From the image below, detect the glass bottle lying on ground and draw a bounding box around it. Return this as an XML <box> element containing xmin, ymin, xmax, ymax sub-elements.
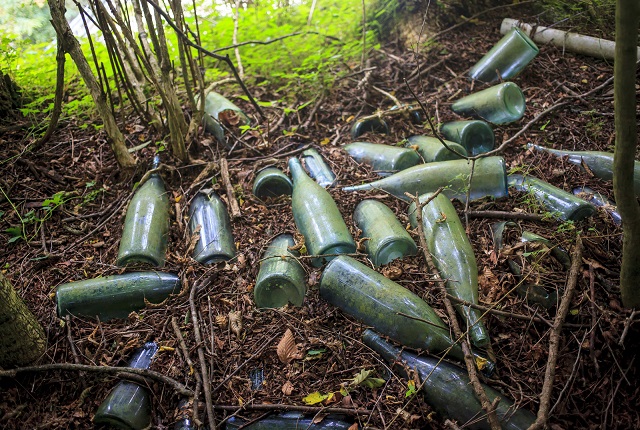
<box><xmin>319</xmin><ymin>255</ymin><xmax>494</xmax><ymax>374</ymax></box>
<box><xmin>342</xmin><ymin>141</ymin><xmax>422</xmax><ymax>176</ymax></box>
<box><xmin>199</xmin><ymin>91</ymin><xmax>251</xmax><ymax>145</ymax></box>
<box><xmin>289</xmin><ymin>157</ymin><xmax>355</xmax><ymax>267</ymax></box>
<box><xmin>56</xmin><ymin>272</ymin><xmax>181</xmax><ymax>321</ymax></box>
<box><xmin>439</xmin><ymin>120</ymin><xmax>495</xmax><ymax>156</ymax></box>
<box><xmin>573</xmin><ymin>186</ymin><xmax>621</xmax><ymax>225</ymax></box>
<box><xmin>301</xmin><ymin>147</ymin><xmax>336</xmax><ymax>187</ymax></box>
<box><xmin>529</xmin><ymin>143</ymin><xmax>640</xmax><ymax>197</ymax></box>
<box><xmin>404</xmin><ymin>135</ymin><xmax>468</xmax><ymax>162</ymax></box>
<box><xmin>452</xmin><ymin>82</ymin><xmax>526</xmax><ymax>125</ymax></box>
<box><xmin>94</xmin><ymin>342</ymin><xmax>159</xmax><ymax>430</ymax></box>
<box><xmin>225</xmin><ymin>412</ymin><xmax>353</xmax><ymax>429</ymax></box>
<box><xmin>343</xmin><ymin>156</ymin><xmax>509</xmax><ymax>203</ymax></box>
<box><xmin>353</xmin><ymin>199</ymin><xmax>417</xmax><ymax>266</ymax></box>
<box><xmin>254</xmin><ymin>234</ymin><xmax>306</xmax><ymax>308</ymax></box>
<box><xmin>252</xmin><ymin>167</ymin><xmax>293</xmax><ymax>198</ymax></box>
<box><xmin>362</xmin><ymin>330</ymin><xmax>535</xmax><ymax>430</ymax></box>
<box><xmin>408</xmin><ymin>192</ymin><xmax>490</xmax><ymax>348</ymax></box>
<box><xmin>189</xmin><ymin>190</ymin><xmax>236</xmax><ymax>264</ymax></box>
<box><xmin>117</xmin><ymin>156</ymin><xmax>169</xmax><ymax>267</ymax></box>
<box><xmin>508</xmin><ymin>174</ymin><xmax>596</xmax><ymax>221</ymax></box>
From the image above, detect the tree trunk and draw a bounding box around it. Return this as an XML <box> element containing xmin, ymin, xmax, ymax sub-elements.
<box><xmin>613</xmin><ymin>0</ymin><xmax>640</xmax><ymax>308</ymax></box>
<box><xmin>47</xmin><ymin>0</ymin><xmax>136</xmax><ymax>172</ymax></box>
<box><xmin>0</xmin><ymin>272</ymin><xmax>47</xmax><ymax>368</ymax></box>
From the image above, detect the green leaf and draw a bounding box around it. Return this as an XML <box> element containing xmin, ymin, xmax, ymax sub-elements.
<box><xmin>302</xmin><ymin>391</ymin><xmax>329</xmax><ymax>405</ymax></box>
<box><xmin>307</xmin><ymin>348</ymin><xmax>327</xmax><ymax>356</ymax></box>
<box><xmin>405</xmin><ymin>380</ymin><xmax>417</xmax><ymax>397</ymax></box>
<box><xmin>6</xmin><ymin>226</ymin><xmax>22</xmax><ymax>238</ymax></box>
<box><xmin>350</xmin><ymin>369</ymin><xmax>385</xmax><ymax>389</ymax></box>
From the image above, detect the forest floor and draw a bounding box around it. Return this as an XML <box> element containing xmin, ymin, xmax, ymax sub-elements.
<box><xmin>1</xmin><ymin>5</ymin><xmax>638</xmax><ymax>430</ymax></box>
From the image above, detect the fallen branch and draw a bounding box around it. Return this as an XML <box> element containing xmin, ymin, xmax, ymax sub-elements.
<box><xmin>220</xmin><ymin>158</ymin><xmax>241</xmax><ymax>218</ymax></box>
<box><xmin>172</xmin><ymin>317</ymin><xmax>203</xmax><ymax>426</ymax></box>
<box><xmin>212</xmin><ymin>403</ymin><xmax>371</xmax><ymax>415</ymax></box>
<box><xmin>0</xmin><ymin>363</ymin><xmax>192</xmax><ymax>397</ymax></box>
<box><xmin>466</xmin><ymin>211</ymin><xmax>550</xmax><ymax>222</ymax></box>
<box><xmin>528</xmin><ymin>236</ymin><xmax>583</xmax><ymax>430</ymax></box>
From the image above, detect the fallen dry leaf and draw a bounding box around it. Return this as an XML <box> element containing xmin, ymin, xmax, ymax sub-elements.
<box><xmin>382</xmin><ymin>265</ymin><xmax>403</xmax><ymax>280</ymax></box>
<box><xmin>281</xmin><ymin>380</ymin><xmax>294</xmax><ymax>396</ymax></box>
<box><xmin>229</xmin><ymin>311</ymin><xmax>243</xmax><ymax>337</ymax></box>
<box><xmin>348</xmin><ymin>423</ymin><xmax>359</xmax><ymax>430</ymax></box>
<box><xmin>276</xmin><ymin>329</ymin><xmax>303</xmax><ymax>364</ymax></box>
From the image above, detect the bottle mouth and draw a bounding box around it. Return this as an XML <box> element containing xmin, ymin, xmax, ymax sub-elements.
<box><xmin>375</xmin><ymin>239</ymin><xmax>417</xmax><ymax>266</ymax></box>
<box><xmin>501</xmin><ymin>83</ymin><xmax>526</xmax><ymax>119</ymax></box>
<box><xmin>254</xmin><ymin>277</ymin><xmax>304</xmax><ymax>308</ymax></box>
<box><xmin>513</xmin><ymin>27</ymin><xmax>539</xmax><ymax>53</ymax></box>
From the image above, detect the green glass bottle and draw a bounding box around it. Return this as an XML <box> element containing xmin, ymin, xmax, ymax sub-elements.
<box><xmin>94</xmin><ymin>342</ymin><xmax>158</xmax><ymax>430</ymax></box>
<box><xmin>405</xmin><ymin>135</ymin><xmax>468</xmax><ymax>162</ymax></box>
<box><xmin>342</xmin><ymin>156</ymin><xmax>508</xmax><ymax>203</ymax></box>
<box><xmin>452</xmin><ymin>82</ymin><xmax>526</xmax><ymax>125</ymax></box>
<box><xmin>350</xmin><ymin>116</ymin><xmax>389</xmax><ymax>138</ymax></box>
<box><xmin>573</xmin><ymin>186</ymin><xmax>621</xmax><ymax>225</ymax></box>
<box><xmin>301</xmin><ymin>148</ymin><xmax>336</xmax><ymax>187</ymax></box>
<box><xmin>200</xmin><ymin>91</ymin><xmax>251</xmax><ymax>144</ymax></box>
<box><xmin>343</xmin><ymin>142</ymin><xmax>422</xmax><ymax>176</ymax></box>
<box><xmin>353</xmin><ymin>199</ymin><xmax>417</xmax><ymax>266</ymax></box>
<box><xmin>469</xmin><ymin>27</ymin><xmax>539</xmax><ymax>83</ymax></box>
<box><xmin>319</xmin><ymin>255</ymin><xmax>465</xmax><ymax>360</ymax></box>
<box><xmin>252</xmin><ymin>167</ymin><xmax>293</xmax><ymax>198</ymax></box>
<box><xmin>439</xmin><ymin>120</ymin><xmax>495</xmax><ymax>156</ymax></box>
<box><xmin>254</xmin><ymin>234</ymin><xmax>306</xmax><ymax>308</ymax></box>
<box><xmin>189</xmin><ymin>190</ymin><xmax>236</xmax><ymax>264</ymax></box>
<box><xmin>508</xmin><ymin>174</ymin><xmax>596</xmax><ymax>221</ymax></box>
<box><xmin>56</xmin><ymin>272</ymin><xmax>180</xmax><ymax>321</ymax></box>
<box><xmin>117</xmin><ymin>157</ymin><xmax>170</xmax><ymax>267</ymax></box>
<box><xmin>289</xmin><ymin>158</ymin><xmax>356</xmax><ymax>267</ymax></box>
<box><xmin>226</xmin><ymin>412</ymin><xmax>353</xmax><ymax>429</ymax></box>
<box><xmin>529</xmin><ymin>143</ymin><xmax>640</xmax><ymax>196</ymax></box>
<box><xmin>408</xmin><ymin>193</ymin><xmax>489</xmax><ymax>348</ymax></box>
<box><xmin>363</xmin><ymin>330</ymin><xmax>535</xmax><ymax>430</ymax></box>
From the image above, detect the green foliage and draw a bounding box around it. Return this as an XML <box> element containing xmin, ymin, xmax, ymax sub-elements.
<box><xmin>539</xmin><ymin>0</ymin><xmax>615</xmax><ymax>36</ymax></box>
<box><xmin>0</xmin><ymin>0</ymin><xmax>58</xmax><ymax>44</ymax></box>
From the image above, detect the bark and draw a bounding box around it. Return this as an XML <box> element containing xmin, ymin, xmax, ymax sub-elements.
<box><xmin>0</xmin><ymin>272</ymin><xmax>46</xmax><ymax>368</ymax></box>
<box><xmin>613</xmin><ymin>0</ymin><xmax>640</xmax><ymax>308</ymax></box>
<box><xmin>47</xmin><ymin>0</ymin><xmax>136</xmax><ymax>171</ymax></box>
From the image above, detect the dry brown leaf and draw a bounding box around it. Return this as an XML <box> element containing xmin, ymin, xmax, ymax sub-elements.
<box><xmin>229</xmin><ymin>311</ymin><xmax>243</xmax><ymax>337</ymax></box>
<box><xmin>186</xmin><ymin>224</ymin><xmax>201</xmax><ymax>256</ymax></box>
<box><xmin>215</xmin><ymin>314</ymin><xmax>228</xmax><ymax>327</ymax></box>
<box><xmin>382</xmin><ymin>265</ymin><xmax>403</xmax><ymax>280</ymax></box>
<box><xmin>348</xmin><ymin>423</ymin><xmax>359</xmax><ymax>430</ymax></box>
<box><xmin>312</xmin><ymin>413</ymin><xmax>328</xmax><ymax>424</ymax></box>
<box><xmin>281</xmin><ymin>381</ymin><xmax>295</xmax><ymax>396</ymax></box>
<box><xmin>276</xmin><ymin>329</ymin><xmax>303</xmax><ymax>364</ymax></box>
<box><xmin>479</xmin><ymin>266</ymin><xmax>501</xmax><ymax>302</ymax></box>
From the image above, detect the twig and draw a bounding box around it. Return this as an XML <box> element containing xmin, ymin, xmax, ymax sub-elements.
<box><xmin>210</xmin><ymin>31</ymin><xmax>340</xmax><ymax>53</ymax></box>
<box><xmin>301</xmin><ymin>94</ymin><xmax>326</xmax><ymax>130</ymax></box>
<box><xmin>372</xmin><ymin>85</ymin><xmax>402</xmax><ymax>107</ymax></box>
<box><xmin>187</xmin><ymin>161</ymin><xmax>219</xmax><ymax>195</ymax></box>
<box><xmin>408</xmin><ymin>190</ymin><xmax>502</xmax><ymax>430</ymax></box>
<box><xmin>32</xmin><ymin>37</ymin><xmax>65</xmax><ymax>150</ymax></box>
<box><xmin>529</xmin><ymin>236</ymin><xmax>583</xmax><ymax>430</ymax></box>
<box><xmin>220</xmin><ymin>158</ymin><xmax>241</xmax><ymax>218</ymax></box>
<box><xmin>466</xmin><ymin>211</ymin><xmax>550</xmax><ymax>222</ymax></box>
<box><xmin>172</xmin><ymin>317</ymin><xmax>202</xmax><ymax>425</ymax></box>
<box><xmin>233</xmin><ymin>144</ymin><xmax>312</xmax><ymax>162</ymax></box>
<box><xmin>212</xmin><ymin>403</ymin><xmax>371</xmax><ymax>415</ymax></box>
<box><xmin>619</xmin><ymin>309</ymin><xmax>639</xmax><ymax>346</ymax></box>
<box><xmin>232</xmin><ymin>0</ymin><xmax>243</xmax><ymax>79</ymax></box>
<box><xmin>0</xmin><ymin>363</ymin><xmax>192</xmax><ymax>396</ymax></box>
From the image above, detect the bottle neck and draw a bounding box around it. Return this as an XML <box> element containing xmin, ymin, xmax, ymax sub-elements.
<box><xmin>288</xmin><ymin>157</ymin><xmax>307</xmax><ymax>183</ymax></box>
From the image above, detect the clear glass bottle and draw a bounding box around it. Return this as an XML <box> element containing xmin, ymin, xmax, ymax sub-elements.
<box><xmin>342</xmin><ymin>141</ymin><xmax>421</xmax><ymax>176</ymax></box>
<box><xmin>508</xmin><ymin>174</ymin><xmax>596</xmax><ymax>221</ymax></box>
<box><xmin>408</xmin><ymin>192</ymin><xmax>489</xmax><ymax>348</ymax></box>
<box><xmin>254</xmin><ymin>234</ymin><xmax>306</xmax><ymax>308</ymax></box>
<box><xmin>56</xmin><ymin>272</ymin><xmax>181</xmax><ymax>321</ymax></box>
<box><xmin>363</xmin><ymin>330</ymin><xmax>535</xmax><ymax>430</ymax></box>
<box><xmin>405</xmin><ymin>135</ymin><xmax>468</xmax><ymax>162</ymax></box>
<box><xmin>94</xmin><ymin>342</ymin><xmax>159</xmax><ymax>430</ymax></box>
<box><xmin>469</xmin><ymin>27</ymin><xmax>539</xmax><ymax>83</ymax></box>
<box><xmin>117</xmin><ymin>156</ymin><xmax>170</xmax><ymax>267</ymax></box>
<box><xmin>343</xmin><ymin>156</ymin><xmax>509</xmax><ymax>203</ymax></box>
<box><xmin>439</xmin><ymin>120</ymin><xmax>495</xmax><ymax>156</ymax></box>
<box><xmin>353</xmin><ymin>199</ymin><xmax>417</xmax><ymax>266</ymax></box>
<box><xmin>452</xmin><ymin>82</ymin><xmax>526</xmax><ymax>125</ymax></box>
<box><xmin>301</xmin><ymin>148</ymin><xmax>336</xmax><ymax>187</ymax></box>
<box><xmin>289</xmin><ymin>158</ymin><xmax>355</xmax><ymax>267</ymax></box>
<box><xmin>189</xmin><ymin>190</ymin><xmax>236</xmax><ymax>264</ymax></box>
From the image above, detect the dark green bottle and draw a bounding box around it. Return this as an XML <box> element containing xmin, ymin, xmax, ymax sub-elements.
<box><xmin>529</xmin><ymin>143</ymin><xmax>640</xmax><ymax>196</ymax></box>
<box><xmin>200</xmin><ymin>91</ymin><xmax>251</xmax><ymax>144</ymax></box>
<box><xmin>508</xmin><ymin>174</ymin><xmax>596</xmax><ymax>221</ymax></box>
<box><xmin>353</xmin><ymin>199</ymin><xmax>417</xmax><ymax>266</ymax></box>
<box><xmin>56</xmin><ymin>272</ymin><xmax>181</xmax><ymax>321</ymax></box>
<box><xmin>94</xmin><ymin>342</ymin><xmax>158</xmax><ymax>429</ymax></box>
<box><xmin>189</xmin><ymin>190</ymin><xmax>236</xmax><ymax>264</ymax></box>
<box><xmin>439</xmin><ymin>120</ymin><xmax>495</xmax><ymax>156</ymax></box>
<box><xmin>342</xmin><ymin>142</ymin><xmax>421</xmax><ymax>176</ymax></box>
<box><xmin>226</xmin><ymin>412</ymin><xmax>353</xmax><ymax>429</ymax></box>
<box><xmin>408</xmin><ymin>193</ymin><xmax>489</xmax><ymax>348</ymax></box>
<box><xmin>254</xmin><ymin>234</ymin><xmax>306</xmax><ymax>308</ymax></box>
<box><xmin>289</xmin><ymin>158</ymin><xmax>356</xmax><ymax>267</ymax></box>
<box><xmin>117</xmin><ymin>157</ymin><xmax>170</xmax><ymax>267</ymax></box>
<box><xmin>320</xmin><ymin>255</ymin><xmax>465</xmax><ymax>360</ymax></box>
<box><xmin>363</xmin><ymin>330</ymin><xmax>535</xmax><ymax>430</ymax></box>
<box><xmin>342</xmin><ymin>156</ymin><xmax>508</xmax><ymax>203</ymax></box>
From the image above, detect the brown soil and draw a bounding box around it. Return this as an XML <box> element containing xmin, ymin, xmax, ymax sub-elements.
<box><xmin>1</xmin><ymin>7</ymin><xmax>638</xmax><ymax>430</ymax></box>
